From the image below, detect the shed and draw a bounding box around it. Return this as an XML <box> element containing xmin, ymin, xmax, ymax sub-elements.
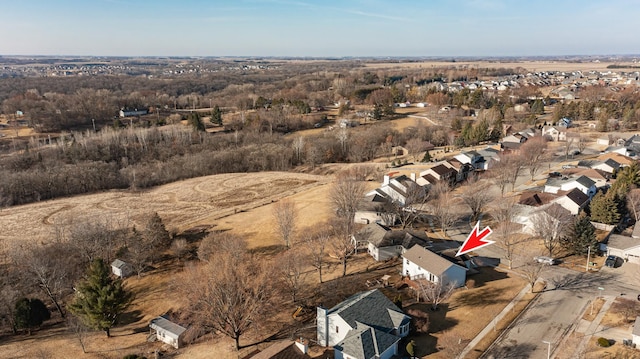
<box><xmin>110</xmin><ymin>259</ymin><xmax>132</xmax><ymax>278</ymax></box>
<box><xmin>150</xmin><ymin>316</ymin><xmax>187</xmax><ymax>349</ymax></box>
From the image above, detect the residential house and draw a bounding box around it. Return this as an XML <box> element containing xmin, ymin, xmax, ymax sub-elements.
<box><xmin>476</xmin><ymin>147</ymin><xmax>501</xmax><ymax>170</ymax></box>
<box><xmin>364</xmin><ymin>175</ymin><xmax>423</xmax><ymax>207</ymax></box>
<box><xmin>607</xmin><ymin>234</ymin><xmax>640</xmax><ymax>264</ymax></box>
<box><xmin>110</xmin><ymin>259</ymin><xmax>132</xmax><ymax>278</ymax></box>
<box><xmin>543</xmin><ymin>175</ymin><xmax>596</xmax><ymax>197</ymax></box>
<box><xmin>624</xmin><ymin>134</ymin><xmax>640</xmax><ymax>155</ymax></box>
<box><xmin>515</xmin><ymin>203</ymin><xmax>572</xmax><ymax>235</ymax></box>
<box><xmin>542</xmin><ymin>125</ymin><xmax>567</xmax><ymax>142</ymax></box>
<box><xmin>334</xmin><ymin>324</ymin><xmax>401</xmax><ymax>359</ymax></box>
<box><xmin>597</xmin><ymin>152</ymin><xmax>635</xmax><ymax>166</ymax></box>
<box><xmin>552</xmin><ymin>188</ymin><xmax>589</xmax><ymax>215</ymax></box>
<box><xmin>442</xmin><ymin>159</ymin><xmax>475</xmax><ymax>182</ymax></box>
<box><xmin>454</xmin><ymin>151</ymin><xmax>484</xmax><ymax>170</ymax></box>
<box><xmin>251</xmin><ymin>339</ymin><xmax>309</xmax><ymax>359</ymax></box>
<box><xmin>417</xmin><ymin>163</ymin><xmax>457</xmax><ymax>187</ymax></box>
<box><xmin>402</xmin><ymin>245</ymin><xmax>468</xmax><ymax>288</ymax></box>
<box><xmin>354</xmin><ymin>194</ymin><xmax>395</xmax><ymax>226</ymax></box>
<box><xmin>577</xmin><ymin>159</ymin><xmax>620</xmax><ymax>175</ymax></box>
<box><xmin>149</xmin><ymin>315</ymin><xmax>187</xmax><ymax>349</ymax></box>
<box><xmin>563</xmin><ymin>168</ymin><xmax>609</xmax><ymax>188</ymax></box>
<box><xmin>316</xmin><ymin>289</ymin><xmax>410</xmax><ymax>349</ymax></box>
<box><xmin>352</xmin><ymin>223</ymin><xmax>429</xmax><ymax>261</ymax></box>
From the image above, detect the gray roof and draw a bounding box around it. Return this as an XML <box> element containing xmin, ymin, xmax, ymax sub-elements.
<box><xmin>335</xmin><ymin>324</ymin><xmax>400</xmax><ymax>359</ymax></box>
<box><xmin>634</xmin><ymin>316</ymin><xmax>640</xmax><ymax>337</ymax></box>
<box><xmin>111</xmin><ymin>259</ymin><xmax>128</xmax><ymax>269</ymax></box>
<box><xmin>403</xmin><ymin>245</ymin><xmax>467</xmax><ymax>276</ymax></box>
<box><xmin>608</xmin><ymin>234</ymin><xmax>640</xmax><ymax>251</ymax></box>
<box><xmin>149</xmin><ymin>316</ymin><xmax>187</xmax><ymax>339</ymax></box>
<box><xmin>327</xmin><ymin>289</ymin><xmax>409</xmax><ymax>332</ymax></box>
<box><xmin>574</xmin><ymin>175</ymin><xmax>596</xmax><ymax>188</ymax></box>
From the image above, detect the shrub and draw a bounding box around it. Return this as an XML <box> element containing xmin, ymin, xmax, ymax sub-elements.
<box><xmin>597</xmin><ymin>337</ymin><xmax>610</xmax><ymax>347</ymax></box>
<box><xmin>466</xmin><ymin>279</ymin><xmax>476</xmax><ymax>289</ymax></box>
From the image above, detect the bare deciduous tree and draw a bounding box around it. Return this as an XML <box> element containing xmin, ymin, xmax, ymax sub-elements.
<box><xmin>491</xmin><ymin>197</ymin><xmax>525</xmax><ymax>269</ymax></box>
<box><xmin>197</xmin><ymin>231</ymin><xmax>246</xmax><ymax>263</ymax></box>
<box><xmin>182</xmin><ymin>236</ymin><xmax>273</xmax><ymax>351</ymax></box>
<box><xmin>518</xmin><ymin>256</ymin><xmax>546</xmax><ymax>293</ymax></box>
<box><xmin>330</xmin><ymin>221</ymin><xmax>355</xmax><ymax>277</ymax></box>
<box><xmin>531</xmin><ymin>204</ymin><xmax>573</xmax><ymax>257</ymax></box>
<box><xmin>330</xmin><ymin>172</ymin><xmax>366</xmax><ymax>237</ymax></box>
<box><xmin>429</xmin><ymin>183</ymin><xmax>459</xmax><ymax>236</ymax></box>
<box><xmin>563</xmin><ymin>137</ymin><xmax>576</xmax><ymax>160</ymax></box>
<box><xmin>627</xmin><ymin>188</ymin><xmax>640</xmax><ymax>222</ymax></box>
<box><xmin>66</xmin><ymin>315</ymin><xmax>89</xmax><ymax>353</ymax></box>
<box><xmin>437</xmin><ymin>330</ymin><xmax>466</xmax><ymax>358</ymax></box>
<box><xmin>519</xmin><ymin>136</ymin><xmax>548</xmax><ymax>180</ymax></box>
<box><xmin>417</xmin><ymin>279</ymin><xmax>456</xmax><ymax>311</ymax></box>
<box><xmin>272</xmin><ymin>199</ymin><xmax>297</xmax><ymax>249</ymax></box>
<box><xmin>460</xmin><ymin>176</ymin><xmax>494</xmax><ymax>222</ymax></box>
<box><xmin>275</xmin><ymin>248</ymin><xmax>308</xmax><ymax>303</ymax></box>
<box><xmin>304</xmin><ymin>224</ymin><xmax>331</xmax><ymax>283</ymax></box>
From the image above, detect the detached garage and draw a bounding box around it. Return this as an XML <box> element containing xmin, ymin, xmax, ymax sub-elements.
<box><xmin>607</xmin><ymin>234</ymin><xmax>640</xmax><ymax>264</ymax></box>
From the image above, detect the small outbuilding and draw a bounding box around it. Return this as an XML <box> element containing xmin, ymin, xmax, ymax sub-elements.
<box><xmin>150</xmin><ymin>315</ymin><xmax>187</xmax><ymax>349</ymax></box>
<box><xmin>110</xmin><ymin>259</ymin><xmax>133</xmax><ymax>278</ymax></box>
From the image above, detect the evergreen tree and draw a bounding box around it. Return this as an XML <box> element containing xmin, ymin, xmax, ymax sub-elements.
<box><xmin>562</xmin><ymin>215</ymin><xmax>597</xmax><ymax>256</ymax></box>
<box><xmin>210</xmin><ymin>105</ymin><xmax>223</xmax><ymax>126</ymax></box>
<box><xmin>188</xmin><ymin>112</ymin><xmax>205</xmax><ymax>131</ymax></box>
<box><xmin>421</xmin><ymin>151</ymin><xmax>432</xmax><ymax>162</ymax></box>
<box><xmin>14</xmin><ymin>298</ymin><xmax>50</xmax><ymax>335</ymax></box>
<box><xmin>144</xmin><ymin>212</ymin><xmax>171</xmax><ymax>262</ymax></box>
<box><xmin>69</xmin><ymin>259</ymin><xmax>133</xmax><ymax>337</ymax></box>
<box><xmin>531</xmin><ymin>99</ymin><xmax>545</xmax><ymax>114</ymax></box>
<box><xmin>590</xmin><ymin>192</ymin><xmax>621</xmax><ymax>225</ymax></box>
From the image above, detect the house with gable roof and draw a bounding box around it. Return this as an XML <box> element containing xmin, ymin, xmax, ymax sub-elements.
<box><xmin>316</xmin><ymin>289</ymin><xmax>410</xmax><ymax>353</ymax></box>
<box><xmin>543</xmin><ymin>175</ymin><xmax>596</xmax><ymax>197</ymax></box>
<box><xmin>552</xmin><ymin>188</ymin><xmax>589</xmax><ymax>215</ymax></box>
<box><xmin>607</xmin><ymin>233</ymin><xmax>640</xmax><ymax>265</ymax></box>
<box><xmin>352</xmin><ymin>223</ymin><xmax>429</xmax><ymax>261</ymax></box>
<box><xmin>402</xmin><ymin>245</ymin><xmax>468</xmax><ymax>288</ymax></box>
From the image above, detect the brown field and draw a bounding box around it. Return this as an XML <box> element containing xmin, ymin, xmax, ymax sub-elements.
<box><xmin>0</xmin><ymin>171</ymin><xmax>331</xmax><ymax>251</ymax></box>
<box><xmin>364</xmin><ymin>60</ymin><xmax>639</xmax><ymax>73</ymax></box>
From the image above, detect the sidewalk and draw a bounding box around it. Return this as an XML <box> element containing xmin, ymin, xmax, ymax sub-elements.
<box><xmin>456</xmin><ymin>282</ymin><xmax>533</xmax><ymax>358</ymax></box>
<box><xmin>569</xmin><ymin>295</ymin><xmax>616</xmax><ymax>358</ymax></box>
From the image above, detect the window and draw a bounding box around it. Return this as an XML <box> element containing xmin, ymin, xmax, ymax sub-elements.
<box><xmin>336</xmin><ymin>326</ymin><xmax>339</xmax><ymax>333</ymax></box>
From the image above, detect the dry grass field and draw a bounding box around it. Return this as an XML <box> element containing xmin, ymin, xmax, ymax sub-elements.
<box><xmin>0</xmin><ymin>171</ymin><xmax>330</xmax><ymax>252</ymax></box>
<box><xmin>364</xmin><ymin>60</ymin><xmax>639</xmax><ymax>73</ymax></box>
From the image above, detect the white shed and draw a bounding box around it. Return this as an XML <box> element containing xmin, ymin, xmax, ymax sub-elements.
<box><xmin>110</xmin><ymin>259</ymin><xmax>132</xmax><ymax>278</ymax></box>
<box><xmin>150</xmin><ymin>316</ymin><xmax>187</xmax><ymax>349</ymax></box>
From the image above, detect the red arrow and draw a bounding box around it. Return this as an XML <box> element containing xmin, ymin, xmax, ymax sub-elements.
<box><xmin>456</xmin><ymin>221</ymin><xmax>494</xmax><ymax>257</ymax></box>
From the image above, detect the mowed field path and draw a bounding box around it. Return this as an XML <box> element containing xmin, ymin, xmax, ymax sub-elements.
<box><xmin>0</xmin><ymin>171</ymin><xmax>331</xmax><ymax>250</ymax></box>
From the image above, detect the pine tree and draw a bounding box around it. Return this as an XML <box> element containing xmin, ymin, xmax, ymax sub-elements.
<box><xmin>14</xmin><ymin>298</ymin><xmax>50</xmax><ymax>335</ymax></box>
<box><xmin>188</xmin><ymin>112</ymin><xmax>205</xmax><ymax>131</ymax></box>
<box><xmin>144</xmin><ymin>212</ymin><xmax>171</xmax><ymax>262</ymax></box>
<box><xmin>210</xmin><ymin>105</ymin><xmax>223</xmax><ymax>126</ymax></box>
<box><xmin>69</xmin><ymin>259</ymin><xmax>133</xmax><ymax>337</ymax></box>
<box><xmin>562</xmin><ymin>215</ymin><xmax>597</xmax><ymax>256</ymax></box>
<box><xmin>590</xmin><ymin>192</ymin><xmax>621</xmax><ymax>225</ymax></box>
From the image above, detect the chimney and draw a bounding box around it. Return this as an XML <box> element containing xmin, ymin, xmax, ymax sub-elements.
<box><xmin>383</xmin><ymin>175</ymin><xmax>390</xmax><ymax>185</ymax></box>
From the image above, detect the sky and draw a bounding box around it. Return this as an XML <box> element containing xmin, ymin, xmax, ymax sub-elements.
<box><xmin>0</xmin><ymin>0</ymin><xmax>639</xmax><ymax>57</ymax></box>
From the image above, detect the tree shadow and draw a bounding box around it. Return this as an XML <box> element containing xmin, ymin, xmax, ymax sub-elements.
<box><xmin>465</xmin><ymin>267</ymin><xmax>509</xmax><ymax>288</ymax></box>
<box><xmin>486</xmin><ymin>340</ymin><xmax>537</xmax><ymax>358</ymax></box>
<box><xmin>546</xmin><ymin>271</ymin><xmax>616</xmax><ymax>291</ymax></box>
<box><xmin>452</xmin><ymin>287</ymin><xmax>510</xmax><ymax>309</ymax></box>
<box><xmin>118</xmin><ymin>309</ymin><xmax>144</xmax><ymax>326</ymax></box>
<box><xmin>250</xmin><ymin>244</ymin><xmax>287</xmax><ymax>257</ymax></box>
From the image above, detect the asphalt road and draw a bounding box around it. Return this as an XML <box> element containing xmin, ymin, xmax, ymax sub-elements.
<box><xmin>482</xmin><ymin>265</ymin><xmax>640</xmax><ymax>359</ymax></box>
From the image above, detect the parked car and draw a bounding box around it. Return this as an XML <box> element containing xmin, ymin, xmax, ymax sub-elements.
<box><xmin>548</xmin><ymin>171</ymin><xmax>562</xmax><ymax>178</ymax></box>
<box><xmin>534</xmin><ymin>256</ymin><xmax>558</xmax><ymax>265</ymax></box>
<box><xmin>562</xmin><ymin>164</ymin><xmax>577</xmax><ymax>169</ymax></box>
<box><xmin>605</xmin><ymin>255</ymin><xmax>619</xmax><ymax>268</ymax></box>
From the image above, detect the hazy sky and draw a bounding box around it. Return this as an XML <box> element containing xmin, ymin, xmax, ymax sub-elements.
<box><xmin>1</xmin><ymin>0</ymin><xmax>638</xmax><ymax>57</ymax></box>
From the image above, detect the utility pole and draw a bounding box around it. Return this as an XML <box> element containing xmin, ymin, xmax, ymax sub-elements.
<box><xmin>586</xmin><ymin>245</ymin><xmax>591</xmax><ymax>272</ymax></box>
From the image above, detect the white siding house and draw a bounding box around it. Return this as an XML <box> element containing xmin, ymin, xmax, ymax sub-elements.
<box><xmin>607</xmin><ymin>234</ymin><xmax>640</xmax><ymax>264</ymax></box>
<box><xmin>316</xmin><ymin>289</ymin><xmax>410</xmax><ymax>349</ymax></box>
<box><xmin>402</xmin><ymin>245</ymin><xmax>467</xmax><ymax>288</ymax></box>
